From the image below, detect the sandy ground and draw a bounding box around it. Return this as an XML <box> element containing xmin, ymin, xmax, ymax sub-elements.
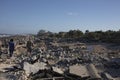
<box><xmin>87</xmin><ymin>43</ymin><xmax>120</xmax><ymax>53</ymax></box>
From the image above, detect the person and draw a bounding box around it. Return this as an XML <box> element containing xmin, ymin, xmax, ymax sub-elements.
<box><xmin>8</xmin><ymin>39</ymin><xmax>15</xmax><ymax>57</ymax></box>
<box><xmin>26</xmin><ymin>40</ymin><xmax>33</xmax><ymax>54</ymax></box>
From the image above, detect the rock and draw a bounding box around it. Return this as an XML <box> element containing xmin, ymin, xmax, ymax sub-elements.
<box><xmin>32</xmin><ymin>55</ymin><xmax>37</xmax><ymax>60</ymax></box>
<box><xmin>0</xmin><ymin>72</ymin><xmax>17</xmax><ymax>80</ymax></box>
<box><xmin>0</xmin><ymin>63</ymin><xmax>17</xmax><ymax>72</ymax></box>
<box><xmin>23</xmin><ymin>62</ymin><xmax>47</xmax><ymax>76</ymax></box>
<box><xmin>52</xmin><ymin>66</ymin><xmax>64</xmax><ymax>74</ymax></box>
<box><xmin>1</xmin><ymin>54</ymin><xmax>8</xmax><ymax>59</ymax></box>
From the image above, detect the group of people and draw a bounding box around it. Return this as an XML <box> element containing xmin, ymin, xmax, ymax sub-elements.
<box><xmin>8</xmin><ymin>39</ymin><xmax>33</xmax><ymax>57</ymax></box>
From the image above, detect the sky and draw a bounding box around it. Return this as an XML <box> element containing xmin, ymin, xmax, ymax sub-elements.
<box><xmin>0</xmin><ymin>0</ymin><xmax>120</xmax><ymax>34</ymax></box>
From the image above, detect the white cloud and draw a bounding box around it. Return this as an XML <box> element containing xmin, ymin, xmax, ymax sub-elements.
<box><xmin>67</xmin><ymin>12</ymin><xmax>79</xmax><ymax>16</ymax></box>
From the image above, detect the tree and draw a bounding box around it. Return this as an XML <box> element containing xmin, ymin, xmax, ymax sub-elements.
<box><xmin>85</xmin><ymin>30</ymin><xmax>89</xmax><ymax>34</ymax></box>
<box><xmin>37</xmin><ymin>30</ymin><xmax>46</xmax><ymax>37</ymax></box>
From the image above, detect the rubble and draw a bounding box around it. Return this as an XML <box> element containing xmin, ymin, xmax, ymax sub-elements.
<box><xmin>0</xmin><ymin>36</ymin><xmax>120</xmax><ymax>80</ymax></box>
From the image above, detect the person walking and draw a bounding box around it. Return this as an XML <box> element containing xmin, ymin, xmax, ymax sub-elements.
<box><xmin>8</xmin><ymin>39</ymin><xmax>15</xmax><ymax>57</ymax></box>
<box><xmin>26</xmin><ymin>40</ymin><xmax>33</xmax><ymax>56</ymax></box>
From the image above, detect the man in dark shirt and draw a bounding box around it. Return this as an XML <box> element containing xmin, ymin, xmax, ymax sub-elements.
<box><xmin>9</xmin><ymin>39</ymin><xmax>15</xmax><ymax>57</ymax></box>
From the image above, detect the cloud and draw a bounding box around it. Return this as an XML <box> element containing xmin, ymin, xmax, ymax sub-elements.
<box><xmin>67</xmin><ymin>12</ymin><xmax>79</xmax><ymax>16</ymax></box>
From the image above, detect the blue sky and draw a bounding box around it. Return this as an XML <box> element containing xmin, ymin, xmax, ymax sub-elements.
<box><xmin>0</xmin><ymin>0</ymin><xmax>120</xmax><ymax>34</ymax></box>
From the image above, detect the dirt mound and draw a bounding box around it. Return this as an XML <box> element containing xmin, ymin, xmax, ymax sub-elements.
<box><xmin>93</xmin><ymin>45</ymin><xmax>108</xmax><ymax>53</ymax></box>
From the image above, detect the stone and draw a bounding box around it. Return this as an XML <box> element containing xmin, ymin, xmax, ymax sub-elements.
<box><xmin>23</xmin><ymin>61</ymin><xmax>47</xmax><ymax>76</ymax></box>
